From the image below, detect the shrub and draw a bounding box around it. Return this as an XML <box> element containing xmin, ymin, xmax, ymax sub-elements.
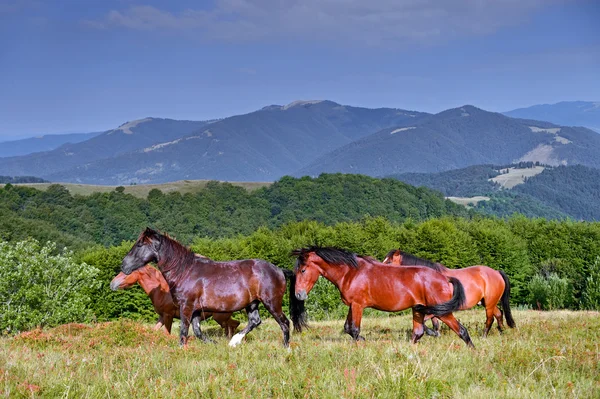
<box><xmin>0</xmin><ymin>239</ymin><xmax>99</xmax><ymax>333</ymax></box>
<box><xmin>528</xmin><ymin>273</ymin><xmax>572</xmax><ymax>310</ymax></box>
<box><xmin>582</xmin><ymin>257</ymin><xmax>600</xmax><ymax>310</ymax></box>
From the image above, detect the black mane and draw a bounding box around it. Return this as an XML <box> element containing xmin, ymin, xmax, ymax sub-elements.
<box><xmin>291</xmin><ymin>246</ymin><xmax>359</xmax><ymax>270</ymax></box>
<box><xmin>399</xmin><ymin>250</ymin><xmax>445</xmax><ymax>272</ymax></box>
<box><xmin>152</xmin><ymin>231</ymin><xmax>197</xmax><ymax>276</ymax></box>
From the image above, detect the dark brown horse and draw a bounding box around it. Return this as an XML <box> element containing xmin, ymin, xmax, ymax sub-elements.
<box><xmin>383</xmin><ymin>249</ymin><xmax>515</xmax><ymax>337</ymax></box>
<box><xmin>121</xmin><ymin>228</ymin><xmax>308</xmax><ymax>347</ymax></box>
<box><xmin>110</xmin><ymin>264</ymin><xmax>240</xmax><ymax>339</ymax></box>
<box><xmin>291</xmin><ymin>246</ymin><xmax>475</xmax><ymax>348</ymax></box>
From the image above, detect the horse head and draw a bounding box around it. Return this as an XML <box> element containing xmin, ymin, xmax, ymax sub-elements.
<box><xmin>382</xmin><ymin>249</ymin><xmax>402</xmax><ymax>265</ymax></box>
<box><xmin>121</xmin><ymin>227</ymin><xmax>162</xmax><ymax>274</ymax></box>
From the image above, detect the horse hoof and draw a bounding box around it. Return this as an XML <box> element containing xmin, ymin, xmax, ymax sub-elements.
<box><xmin>425</xmin><ymin>328</ymin><xmax>440</xmax><ymax>337</ymax></box>
<box><xmin>228</xmin><ymin>333</ymin><xmax>246</xmax><ymax>347</ymax></box>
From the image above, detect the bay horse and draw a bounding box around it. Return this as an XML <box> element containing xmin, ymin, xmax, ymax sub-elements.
<box><xmin>110</xmin><ymin>264</ymin><xmax>240</xmax><ymax>339</ymax></box>
<box><xmin>291</xmin><ymin>246</ymin><xmax>475</xmax><ymax>348</ymax></box>
<box><xmin>121</xmin><ymin>228</ymin><xmax>308</xmax><ymax>347</ymax></box>
<box><xmin>383</xmin><ymin>249</ymin><xmax>515</xmax><ymax>337</ymax></box>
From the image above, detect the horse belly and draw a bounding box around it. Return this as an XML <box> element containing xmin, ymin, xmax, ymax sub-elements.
<box><xmin>196</xmin><ymin>281</ymin><xmax>254</xmax><ymax>313</ymax></box>
<box><xmin>367</xmin><ymin>281</ymin><xmax>415</xmax><ymax>312</ymax></box>
<box><xmin>459</xmin><ymin>278</ymin><xmax>485</xmax><ymax>309</ymax></box>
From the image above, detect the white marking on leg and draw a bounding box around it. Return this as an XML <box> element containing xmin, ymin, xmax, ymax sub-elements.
<box><xmin>228</xmin><ymin>332</ymin><xmax>246</xmax><ymax>347</ymax></box>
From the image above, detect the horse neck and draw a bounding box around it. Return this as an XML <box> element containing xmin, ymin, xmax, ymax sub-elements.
<box><xmin>137</xmin><ymin>268</ymin><xmax>170</xmax><ymax>299</ymax></box>
<box><xmin>318</xmin><ymin>260</ymin><xmax>356</xmax><ymax>290</ymax></box>
<box><xmin>155</xmin><ymin>236</ymin><xmax>196</xmax><ymax>284</ymax></box>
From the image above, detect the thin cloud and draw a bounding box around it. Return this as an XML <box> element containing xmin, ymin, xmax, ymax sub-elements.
<box><xmin>83</xmin><ymin>0</ymin><xmax>564</xmax><ymax>46</ymax></box>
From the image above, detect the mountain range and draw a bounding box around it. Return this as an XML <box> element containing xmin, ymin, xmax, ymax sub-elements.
<box><xmin>1</xmin><ymin>100</ymin><xmax>599</xmax><ymax>184</ymax></box>
<box><xmin>0</xmin><ymin>132</ymin><xmax>101</xmax><ymax>158</ymax></box>
<box><xmin>504</xmin><ymin>101</ymin><xmax>600</xmax><ymax>133</ymax></box>
<box><xmin>392</xmin><ymin>163</ymin><xmax>600</xmax><ymax>221</ymax></box>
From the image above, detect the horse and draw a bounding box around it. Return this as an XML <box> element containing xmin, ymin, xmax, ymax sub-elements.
<box><xmin>110</xmin><ymin>264</ymin><xmax>240</xmax><ymax>339</ymax></box>
<box><xmin>383</xmin><ymin>249</ymin><xmax>515</xmax><ymax>337</ymax></box>
<box><xmin>121</xmin><ymin>228</ymin><xmax>308</xmax><ymax>348</ymax></box>
<box><xmin>291</xmin><ymin>246</ymin><xmax>475</xmax><ymax>348</ymax></box>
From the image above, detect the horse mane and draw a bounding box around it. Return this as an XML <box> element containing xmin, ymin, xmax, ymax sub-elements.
<box><xmin>398</xmin><ymin>250</ymin><xmax>446</xmax><ymax>272</ymax></box>
<box><xmin>384</xmin><ymin>249</ymin><xmax>398</xmax><ymax>261</ymax></box>
<box><xmin>292</xmin><ymin>246</ymin><xmax>359</xmax><ymax>270</ymax></box>
<box><xmin>150</xmin><ymin>231</ymin><xmax>197</xmax><ymax>276</ymax></box>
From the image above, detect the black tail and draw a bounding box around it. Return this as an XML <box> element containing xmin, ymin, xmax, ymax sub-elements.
<box><xmin>499</xmin><ymin>270</ymin><xmax>516</xmax><ymax>328</ymax></box>
<box><xmin>282</xmin><ymin>269</ymin><xmax>309</xmax><ymax>332</ymax></box>
<box><xmin>415</xmin><ymin>277</ymin><xmax>466</xmax><ymax>317</ymax></box>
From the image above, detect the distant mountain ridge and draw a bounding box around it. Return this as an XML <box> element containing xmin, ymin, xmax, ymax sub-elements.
<box><xmin>1</xmin><ymin>101</ymin><xmax>600</xmax><ymax>185</ymax></box>
<box><xmin>0</xmin><ymin>132</ymin><xmax>102</xmax><ymax>158</ymax></box>
<box><xmin>295</xmin><ymin>105</ymin><xmax>600</xmax><ymax>178</ymax></box>
<box><xmin>504</xmin><ymin>101</ymin><xmax>600</xmax><ymax>133</ymax></box>
<box><xmin>39</xmin><ymin>101</ymin><xmax>427</xmax><ymax>184</ymax></box>
<box><xmin>0</xmin><ymin>118</ymin><xmax>210</xmax><ymax>178</ymax></box>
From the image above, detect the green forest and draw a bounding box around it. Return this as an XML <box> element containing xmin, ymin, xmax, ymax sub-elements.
<box><xmin>1</xmin><ymin>173</ymin><xmax>600</xmax><ymax>333</ymax></box>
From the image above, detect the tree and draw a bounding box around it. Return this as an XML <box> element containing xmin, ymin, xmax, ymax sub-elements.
<box><xmin>582</xmin><ymin>257</ymin><xmax>600</xmax><ymax>310</ymax></box>
<box><xmin>0</xmin><ymin>239</ymin><xmax>99</xmax><ymax>333</ymax></box>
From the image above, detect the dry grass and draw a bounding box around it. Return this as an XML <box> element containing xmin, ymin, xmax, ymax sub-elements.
<box><xmin>489</xmin><ymin>167</ymin><xmax>546</xmax><ymax>189</ymax></box>
<box><xmin>1</xmin><ymin>309</ymin><xmax>599</xmax><ymax>398</ymax></box>
<box><xmin>7</xmin><ymin>180</ymin><xmax>272</xmax><ymax>198</ymax></box>
<box><xmin>446</xmin><ymin>196</ymin><xmax>491</xmax><ymax>207</ymax></box>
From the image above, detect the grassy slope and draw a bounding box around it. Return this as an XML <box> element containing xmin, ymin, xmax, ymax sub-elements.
<box><xmin>1</xmin><ymin>310</ymin><xmax>598</xmax><ymax>398</ymax></box>
<box><xmin>6</xmin><ymin>180</ymin><xmax>272</xmax><ymax>198</ymax></box>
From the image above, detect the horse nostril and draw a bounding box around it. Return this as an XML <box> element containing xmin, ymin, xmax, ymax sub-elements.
<box><xmin>296</xmin><ymin>290</ymin><xmax>308</xmax><ymax>301</ymax></box>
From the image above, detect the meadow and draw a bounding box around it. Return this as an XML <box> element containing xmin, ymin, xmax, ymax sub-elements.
<box><xmin>7</xmin><ymin>180</ymin><xmax>271</xmax><ymax>198</ymax></box>
<box><xmin>2</xmin><ymin>309</ymin><xmax>599</xmax><ymax>398</ymax></box>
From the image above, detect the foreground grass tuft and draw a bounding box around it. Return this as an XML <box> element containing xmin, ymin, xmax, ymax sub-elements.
<box><xmin>1</xmin><ymin>310</ymin><xmax>599</xmax><ymax>398</ymax></box>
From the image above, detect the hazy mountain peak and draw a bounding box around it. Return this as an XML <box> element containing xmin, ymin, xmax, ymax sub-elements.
<box><xmin>111</xmin><ymin>118</ymin><xmax>155</xmax><ymax>134</ymax></box>
<box><xmin>282</xmin><ymin>100</ymin><xmax>325</xmax><ymax>110</ymax></box>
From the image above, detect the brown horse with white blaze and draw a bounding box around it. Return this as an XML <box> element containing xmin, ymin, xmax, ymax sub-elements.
<box><xmin>110</xmin><ymin>264</ymin><xmax>240</xmax><ymax>339</ymax></box>
<box><xmin>292</xmin><ymin>246</ymin><xmax>475</xmax><ymax>348</ymax></box>
<box><xmin>121</xmin><ymin>228</ymin><xmax>308</xmax><ymax>348</ymax></box>
<box><xmin>383</xmin><ymin>249</ymin><xmax>515</xmax><ymax>337</ymax></box>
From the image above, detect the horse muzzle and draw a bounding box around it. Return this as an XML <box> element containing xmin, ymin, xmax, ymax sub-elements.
<box><xmin>109</xmin><ymin>275</ymin><xmax>125</xmax><ymax>291</ymax></box>
<box><xmin>296</xmin><ymin>290</ymin><xmax>308</xmax><ymax>301</ymax></box>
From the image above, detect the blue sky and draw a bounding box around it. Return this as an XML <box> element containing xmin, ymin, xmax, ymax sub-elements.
<box><xmin>1</xmin><ymin>0</ymin><xmax>599</xmax><ymax>139</ymax></box>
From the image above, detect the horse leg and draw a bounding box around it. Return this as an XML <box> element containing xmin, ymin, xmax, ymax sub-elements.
<box><xmin>494</xmin><ymin>306</ymin><xmax>504</xmax><ymax>334</ymax></box>
<box><xmin>343</xmin><ymin>305</ymin><xmax>365</xmax><ymax>341</ymax></box>
<box><xmin>179</xmin><ymin>303</ymin><xmax>194</xmax><ymax>348</ymax></box>
<box><xmin>411</xmin><ymin>309</ymin><xmax>425</xmax><ymax>344</ymax></box>
<box><xmin>227</xmin><ymin>319</ymin><xmax>241</xmax><ymax>339</ymax></box>
<box><xmin>229</xmin><ymin>301</ymin><xmax>262</xmax><ymax>347</ymax></box>
<box><xmin>162</xmin><ymin>313</ymin><xmax>174</xmax><ymax>335</ymax></box>
<box><xmin>153</xmin><ymin>315</ymin><xmax>164</xmax><ymax>331</ymax></box>
<box><xmin>483</xmin><ymin>306</ymin><xmax>496</xmax><ymax>338</ymax></box>
<box><xmin>191</xmin><ymin>312</ymin><xmax>214</xmax><ymax>343</ymax></box>
<box><xmin>262</xmin><ymin>298</ymin><xmax>291</xmax><ymax>347</ymax></box>
<box><xmin>437</xmin><ymin>313</ymin><xmax>475</xmax><ymax>348</ymax></box>
<box><xmin>423</xmin><ymin>314</ymin><xmax>441</xmax><ymax>337</ymax></box>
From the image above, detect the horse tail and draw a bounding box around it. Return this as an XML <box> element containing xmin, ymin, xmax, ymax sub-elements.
<box><xmin>282</xmin><ymin>269</ymin><xmax>309</xmax><ymax>332</ymax></box>
<box><xmin>415</xmin><ymin>277</ymin><xmax>466</xmax><ymax>317</ymax></box>
<box><xmin>499</xmin><ymin>270</ymin><xmax>516</xmax><ymax>328</ymax></box>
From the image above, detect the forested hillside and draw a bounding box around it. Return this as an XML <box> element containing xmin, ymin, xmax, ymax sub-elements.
<box><xmin>392</xmin><ymin>164</ymin><xmax>600</xmax><ymax>221</ymax></box>
<box><xmin>0</xmin><ymin>174</ymin><xmax>469</xmax><ymax>247</ymax></box>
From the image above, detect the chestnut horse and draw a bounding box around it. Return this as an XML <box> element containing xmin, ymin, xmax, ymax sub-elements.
<box><xmin>291</xmin><ymin>246</ymin><xmax>475</xmax><ymax>348</ymax></box>
<box><xmin>121</xmin><ymin>228</ymin><xmax>308</xmax><ymax>347</ymax></box>
<box><xmin>110</xmin><ymin>265</ymin><xmax>240</xmax><ymax>339</ymax></box>
<box><xmin>383</xmin><ymin>249</ymin><xmax>515</xmax><ymax>337</ymax></box>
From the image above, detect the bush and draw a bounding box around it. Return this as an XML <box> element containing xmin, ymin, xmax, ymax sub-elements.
<box><xmin>528</xmin><ymin>273</ymin><xmax>572</xmax><ymax>310</ymax></box>
<box><xmin>582</xmin><ymin>257</ymin><xmax>600</xmax><ymax>310</ymax></box>
<box><xmin>0</xmin><ymin>239</ymin><xmax>99</xmax><ymax>333</ymax></box>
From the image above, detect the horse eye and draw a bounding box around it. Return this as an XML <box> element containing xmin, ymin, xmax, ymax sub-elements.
<box><xmin>301</xmin><ymin>269</ymin><xmax>306</xmax><ymax>274</ymax></box>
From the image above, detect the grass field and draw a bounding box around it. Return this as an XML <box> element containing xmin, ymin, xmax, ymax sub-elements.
<box><xmin>489</xmin><ymin>167</ymin><xmax>546</xmax><ymax>189</ymax></box>
<box><xmin>7</xmin><ymin>180</ymin><xmax>272</xmax><ymax>198</ymax></box>
<box><xmin>1</xmin><ymin>309</ymin><xmax>598</xmax><ymax>398</ymax></box>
